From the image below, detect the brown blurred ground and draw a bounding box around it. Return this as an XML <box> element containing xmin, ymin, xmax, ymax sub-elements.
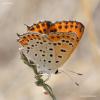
<box><xmin>0</xmin><ymin>0</ymin><xmax>100</xmax><ymax>100</ymax></box>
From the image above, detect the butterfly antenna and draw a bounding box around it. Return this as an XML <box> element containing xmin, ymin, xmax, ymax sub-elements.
<box><xmin>66</xmin><ymin>69</ymin><xmax>83</xmax><ymax>76</ymax></box>
<box><xmin>59</xmin><ymin>70</ymin><xmax>80</xmax><ymax>86</ymax></box>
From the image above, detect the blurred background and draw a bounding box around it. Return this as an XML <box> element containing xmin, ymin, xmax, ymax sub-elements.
<box><xmin>0</xmin><ymin>0</ymin><xmax>100</xmax><ymax>100</ymax></box>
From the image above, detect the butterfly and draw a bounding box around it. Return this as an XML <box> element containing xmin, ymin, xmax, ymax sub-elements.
<box><xmin>17</xmin><ymin>21</ymin><xmax>85</xmax><ymax>74</ymax></box>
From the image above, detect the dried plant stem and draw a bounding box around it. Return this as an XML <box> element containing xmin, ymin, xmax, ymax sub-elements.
<box><xmin>20</xmin><ymin>52</ymin><xmax>56</xmax><ymax>100</ymax></box>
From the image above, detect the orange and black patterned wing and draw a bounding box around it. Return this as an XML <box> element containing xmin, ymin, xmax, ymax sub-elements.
<box><xmin>26</xmin><ymin>21</ymin><xmax>52</xmax><ymax>34</ymax></box>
